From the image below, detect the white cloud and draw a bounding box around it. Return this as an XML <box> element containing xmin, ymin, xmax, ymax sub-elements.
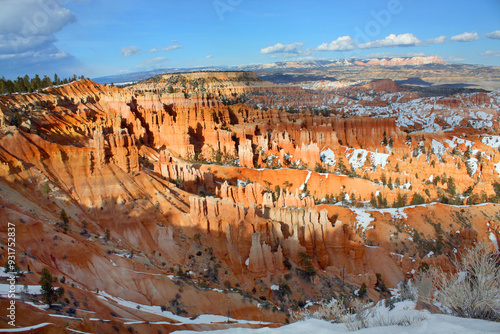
<box><xmin>143</xmin><ymin>57</ymin><xmax>168</xmax><ymax>64</ymax></box>
<box><xmin>448</xmin><ymin>56</ymin><xmax>465</xmax><ymax>62</ymax></box>
<box><xmin>149</xmin><ymin>45</ymin><xmax>183</xmax><ymax>53</ymax></box>
<box><xmin>0</xmin><ymin>0</ymin><xmax>75</xmax><ymax>54</ymax></box>
<box><xmin>120</xmin><ymin>46</ymin><xmax>141</xmax><ymax>57</ymax></box>
<box><xmin>171</xmin><ymin>40</ymin><xmax>179</xmax><ymax>43</ymax></box>
<box><xmin>359</xmin><ymin>33</ymin><xmax>421</xmax><ymax>49</ymax></box>
<box><xmin>484</xmin><ymin>30</ymin><xmax>500</xmax><ymax>40</ymax></box>
<box><xmin>363</xmin><ymin>51</ymin><xmax>427</xmax><ymax>58</ymax></box>
<box><xmin>316</xmin><ymin>33</ymin><xmax>446</xmax><ymax>52</ymax></box>
<box><xmin>316</xmin><ymin>36</ymin><xmax>356</xmax><ymax>51</ymax></box>
<box><xmin>450</xmin><ymin>32</ymin><xmax>479</xmax><ymax>42</ymax></box>
<box><xmin>0</xmin><ymin>0</ymin><xmax>82</xmax><ymax>77</ymax></box>
<box><xmin>162</xmin><ymin>45</ymin><xmax>182</xmax><ymax>52</ymax></box>
<box><xmin>424</xmin><ymin>35</ymin><xmax>446</xmax><ymax>44</ymax></box>
<box><xmin>481</xmin><ymin>50</ymin><xmax>500</xmax><ymax>57</ymax></box>
<box><xmin>260</xmin><ymin>42</ymin><xmax>304</xmax><ymax>54</ymax></box>
<box><xmin>205</xmin><ymin>55</ymin><xmax>213</xmax><ymax>59</ymax></box>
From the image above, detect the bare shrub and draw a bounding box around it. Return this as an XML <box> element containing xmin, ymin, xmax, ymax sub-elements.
<box><xmin>396</xmin><ymin>280</ymin><xmax>417</xmax><ymax>302</ymax></box>
<box><xmin>416</xmin><ymin>269</ymin><xmax>439</xmax><ymax>305</ymax></box>
<box><xmin>289</xmin><ymin>299</ymin><xmax>346</xmax><ymax>323</ymax></box>
<box><xmin>341</xmin><ymin>299</ymin><xmax>371</xmax><ymax>331</ymax></box>
<box><xmin>291</xmin><ymin>298</ymin><xmax>372</xmax><ymax>331</ymax></box>
<box><xmin>434</xmin><ymin>243</ymin><xmax>500</xmax><ymax>321</ymax></box>
<box><xmin>372</xmin><ymin>314</ymin><xmax>426</xmax><ymax>327</ymax></box>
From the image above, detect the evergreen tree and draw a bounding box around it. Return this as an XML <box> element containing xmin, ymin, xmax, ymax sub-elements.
<box><xmin>23</xmin><ymin>74</ymin><xmax>32</xmax><ymax>93</ymax></box>
<box><xmin>40</xmin><ymin>268</ymin><xmax>64</xmax><ymax>307</ymax></box>
<box><xmin>32</xmin><ymin>74</ymin><xmax>42</xmax><ymax>91</ymax></box>
<box><xmin>60</xmin><ymin>209</ymin><xmax>69</xmax><ymax>226</ymax></box>
<box><xmin>42</xmin><ymin>75</ymin><xmax>52</xmax><ymax>88</ymax></box>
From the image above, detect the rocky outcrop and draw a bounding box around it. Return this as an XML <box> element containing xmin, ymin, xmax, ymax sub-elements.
<box><xmin>90</xmin><ymin>129</ymin><xmax>139</xmax><ymax>173</ymax></box>
<box><xmin>155</xmin><ymin>150</ymin><xmax>214</xmax><ymax>193</ymax></box>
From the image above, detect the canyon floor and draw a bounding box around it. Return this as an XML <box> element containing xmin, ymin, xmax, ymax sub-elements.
<box><xmin>0</xmin><ymin>62</ymin><xmax>499</xmax><ymax>333</ymax></box>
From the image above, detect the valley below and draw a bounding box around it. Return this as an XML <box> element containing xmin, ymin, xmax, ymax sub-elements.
<box><xmin>0</xmin><ymin>62</ymin><xmax>500</xmax><ymax>333</ymax></box>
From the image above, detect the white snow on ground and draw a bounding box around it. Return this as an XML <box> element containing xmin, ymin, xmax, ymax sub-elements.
<box><xmin>490</xmin><ymin>232</ymin><xmax>499</xmax><ymax>251</ymax></box>
<box><xmin>374</xmin><ymin>208</ymin><xmax>408</xmax><ymax>220</ymax></box>
<box><xmin>466</xmin><ymin>158</ymin><xmax>478</xmax><ymax>177</ymax></box>
<box><xmin>345</xmin><ymin>149</ymin><xmax>389</xmax><ymax>170</ymax></box>
<box><xmin>97</xmin><ymin>290</ymin><xmax>270</xmax><ymax>325</ymax></box>
<box><xmin>270</xmin><ymin>285</ymin><xmax>279</xmax><ymax>291</ymax></box>
<box><xmin>346</xmin><ymin>149</ymin><xmax>370</xmax><ymax>170</ymax></box>
<box><xmin>496</xmin><ymin>161</ymin><xmax>500</xmax><ymax>175</ymax></box>
<box><xmin>171</xmin><ymin>300</ymin><xmax>500</xmax><ymax>334</ymax></box>
<box><xmin>296</xmin><ymin>80</ymin><xmax>366</xmax><ymax>90</ymax></box>
<box><xmin>65</xmin><ymin>328</ymin><xmax>94</xmax><ymax>334</ymax></box>
<box><xmin>320</xmin><ymin>149</ymin><xmax>336</xmax><ymax>166</ymax></box>
<box><xmin>431</xmin><ymin>139</ymin><xmax>446</xmax><ymax>158</ymax></box>
<box><xmin>369</xmin><ymin>152</ymin><xmax>390</xmax><ymax>169</ymax></box>
<box><xmin>444</xmin><ymin>136</ymin><xmax>474</xmax><ymax>149</ymax></box>
<box><xmin>468</xmin><ymin>111</ymin><xmax>493</xmax><ymax>128</ymax></box>
<box><xmin>0</xmin><ymin>284</ymin><xmax>42</xmax><ymax>297</ymax></box>
<box><xmin>0</xmin><ymin>267</ymin><xmax>21</xmax><ymax>277</ymax></box>
<box><xmin>482</xmin><ymin>135</ymin><xmax>500</xmax><ymax>148</ymax></box>
<box><xmin>352</xmin><ymin>208</ymin><xmax>374</xmax><ymax>231</ymax></box>
<box><xmin>444</xmin><ymin>114</ymin><xmax>464</xmax><ymax>128</ymax></box>
<box><xmin>0</xmin><ymin>323</ymin><xmax>55</xmax><ymax>333</ymax></box>
<box><xmin>299</xmin><ymin>171</ymin><xmax>312</xmax><ymax>191</ymax></box>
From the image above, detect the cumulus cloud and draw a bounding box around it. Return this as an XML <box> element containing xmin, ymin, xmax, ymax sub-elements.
<box><xmin>316</xmin><ymin>36</ymin><xmax>356</xmax><ymax>51</ymax></box>
<box><xmin>484</xmin><ymin>30</ymin><xmax>500</xmax><ymax>40</ymax></box>
<box><xmin>450</xmin><ymin>32</ymin><xmax>479</xmax><ymax>42</ymax></box>
<box><xmin>316</xmin><ymin>33</ymin><xmax>447</xmax><ymax>52</ymax></box>
<box><xmin>120</xmin><ymin>46</ymin><xmax>141</xmax><ymax>57</ymax></box>
<box><xmin>260</xmin><ymin>42</ymin><xmax>304</xmax><ymax>54</ymax></box>
<box><xmin>0</xmin><ymin>0</ymin><xmax>75</xmax><ymax>53</ymax></box>
<box><xmin>0</xmin><ymin>0</ymin><xmax>80</xmax><ymax>76</ymax></box>
<box><xmin>359</xmin><ymin>33</ymin><xmax>421</xmax><ymax>49</ymax></box>
<box><xmin>481</xmin><ymin>50</ymin><xmax>500</xmax><ymax>57</ymax></box>
<box><xmin>424</xmin><ymin>35</ymin><xmax>446</xmax><ymax>44</ymax></box>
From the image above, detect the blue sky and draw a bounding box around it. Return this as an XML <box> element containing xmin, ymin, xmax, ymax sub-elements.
<box><xmin>1</xmin><ymin>0</ymin><xmax>499</xmax><ymax>79</ymax></box>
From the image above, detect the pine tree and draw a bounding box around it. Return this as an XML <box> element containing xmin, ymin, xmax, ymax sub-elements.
<box><xmin>60</xmin><ymin>209</ymin><xmax>69</xmax><ymax>226</ymax></box>
<box><xmin>42</xmin><ymin>75</ymin><xmax>52</xmax><ymax>88</ymax></box>
<box><xmin>32</xmin><ymin>74</ymin><xmax>42</xmax><ymax>91</ymax></box>
<box><xmin>23</xmin><ymin>75</ymin><xmax>32</xmax><ymax>93</ymax></box>
<box><xmin>40</xmin><ymin>268</ymin><xmax>64</xmax><ymax>307</ymax></box>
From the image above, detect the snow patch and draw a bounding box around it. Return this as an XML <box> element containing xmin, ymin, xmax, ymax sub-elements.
<box><xmin>352</xmin><ymin>208</ymin><xmax>374</xmax><ymax>231</ymax></box>
<box><xmin>482</xmin><ymin>135</ymin><xmax>500</xmax><ymax>148</ymax></box>
<box><xmin>490</xmin><ymin>232</ymin><xmax>499</xmax><ymax>252</ymax></box>
<box><xmin>299</xmin><ymin>171</ymin><xmax>312</xmax><ymax>191</ymax></box>
<box><xmin>320</xmin><ymin>148</ymin><xmax>336</xmax><ymax>166</ymax></box>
